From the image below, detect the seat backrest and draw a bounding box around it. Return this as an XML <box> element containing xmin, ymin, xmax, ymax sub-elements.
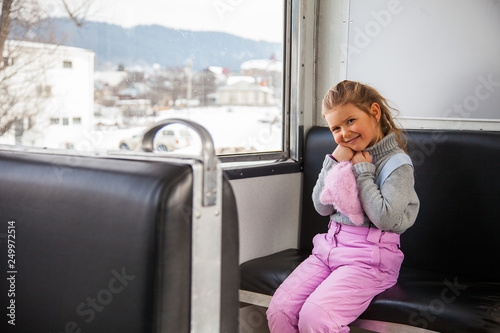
<box><xmin>0</xmin><ymin>149</ymin><xmax>239</xmax><ymax>332</ymax></box>
<box><xmin>301</xmin><ymin>127</ymin><xmax>336</xmax><ymax>250</ymax></box>
<box><xmin>301</xmin><ymin>127</ymin><xmax>500</xmax><ymax>281</ymax></box>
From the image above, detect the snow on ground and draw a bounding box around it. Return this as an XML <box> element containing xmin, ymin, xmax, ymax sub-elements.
<box><xmin>97</xmin><ymin>105</ymin><xmax>282</xmax><ymax>154</ymax></box>
<box><xmin>155</xmin><ymin>106</ymin><xmax>282</xmax><ymax>152</ymax></box>
<box><xmin>7</xmin><ymin>105</ymin><xmax>283</xmax><ymax>156</ymax></box>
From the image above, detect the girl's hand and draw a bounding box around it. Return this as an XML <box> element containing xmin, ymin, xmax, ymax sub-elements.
<box><xmin>352</xmin><ymin>151</ymin><xmax>371</xmax><ymax>165</ymax></box>
<box><xmin>332</xmin><ymin>145</ymin><xmax>355</xmax><ymax>162</ymax></box>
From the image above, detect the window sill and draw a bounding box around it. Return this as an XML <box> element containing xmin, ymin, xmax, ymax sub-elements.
<box><xmin>222</xmin><ymin>158</ymin><xmax>302</xmax><ymax>180</ymax></box>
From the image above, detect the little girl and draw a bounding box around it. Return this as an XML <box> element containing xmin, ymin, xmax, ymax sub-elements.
<box><xmin>266</xmin><ymin>80</ymin><xmax>420</xmax><ymax>332</ymax></box>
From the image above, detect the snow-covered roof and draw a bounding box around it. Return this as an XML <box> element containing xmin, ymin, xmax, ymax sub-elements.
<box><xmin>116</xmin><ymin>99</ymin><xmax>151</xmax><ymax>106</ymax></box>
<box><xmin>95</xmin><ymin>71</ymin><xmax>128</xmax><ymax>87</ymax></box>
<box><xmin>226</xmin><ymin>76</ymin><xmax>256</xmax><ymax>86</ymax></box>
<box><xmin>208</xmin><ymin>66</ymin><xmax>226</xmax><ymax>75</ymax></box>
<box><xmin>241</xmin><ymin>59</ymin><xmax>282</xmax><ymax>72</ymax></box>
<box><xmin>217</xmin><ymin>81</ymin><xmax>274</xmax><ymax>94</ymax></box>
<box><xmin>5</xmin><ymin>39</ymin><xmax>94</xmax><ymax>56</ymax></box>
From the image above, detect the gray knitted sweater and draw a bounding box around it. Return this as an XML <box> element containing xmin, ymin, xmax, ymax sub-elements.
<box><xmin>312</xmin><ymin>132</ymin><xmax>420</xmax><ymax>234</ymax></box>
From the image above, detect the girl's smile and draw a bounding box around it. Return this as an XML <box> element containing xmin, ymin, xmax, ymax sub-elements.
<box><xmin>324</xmin><ymin>102</ymin><xmax>383</xmax><ymax>152</ymax></box>
<box><xmin>345</xmin><ymin>135</ymin><xmax>360</xmax><ymax>144</ymax></box>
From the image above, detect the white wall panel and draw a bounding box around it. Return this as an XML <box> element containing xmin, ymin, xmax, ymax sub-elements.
<box><xmin>346</xmin><ymin>0</ymin><xmax>500</xmax><ymax>120</ymax></box>
<box><xmin>230</xmin><ymin>173</ymin><xmax>302</xmax><ymax>263</ymax></box>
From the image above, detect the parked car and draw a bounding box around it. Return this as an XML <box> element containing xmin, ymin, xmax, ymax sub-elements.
<box><xmin>119</xmin><ymin>126</ymin><xmax>192</xmax><ymax>152</ymax></box>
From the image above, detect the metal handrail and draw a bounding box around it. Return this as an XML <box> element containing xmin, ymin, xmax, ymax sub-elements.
<box><xmin>141</xmin><ymin>118</ymin><xmax>219</xmax><ymax>207</ymax></box>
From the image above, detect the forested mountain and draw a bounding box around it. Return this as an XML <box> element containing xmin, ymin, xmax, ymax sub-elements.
<box><xmin>53</xmin><ymin>18</ymin><xmax>282</xmax><ymax>71</ymax></box>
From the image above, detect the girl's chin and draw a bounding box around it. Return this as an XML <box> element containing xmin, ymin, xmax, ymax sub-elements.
<box><xmin>349</xmin><ymin>144</ymin><xmax>369</xmax><ymax>152</ymax></box>
<box><xmin>338</xmin><ymin>143</ymin><xmax>367</xmax><ymax>152</ymax></box>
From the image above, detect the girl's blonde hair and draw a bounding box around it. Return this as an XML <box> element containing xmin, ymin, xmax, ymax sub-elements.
<box><xmin>322</xmin><ymin>80</ymin><xmax>407</xmax><ymax>151</ymax></box>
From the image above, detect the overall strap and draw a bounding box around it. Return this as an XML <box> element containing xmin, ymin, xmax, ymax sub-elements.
<box><xmin>376</xmin><ymin>153</ymin><xmax>413</xmax><ymax>188</ymax></box>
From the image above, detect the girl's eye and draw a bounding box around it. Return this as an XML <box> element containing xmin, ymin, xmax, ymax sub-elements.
<box><xmin>347</xmin><ymin>119</ymin><xmax>355</xmax><ymax>124</ymax></box>
<box><xmin>332</xmin><ymin>127</ymin><xmax>340</xmax><ymax>132</ymax></box>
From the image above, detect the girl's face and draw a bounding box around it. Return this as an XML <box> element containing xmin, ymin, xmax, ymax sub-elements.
<box><xmin>324</xmin><ymin>102</ymin><xmax>383</xmax><ymax>152</ymax></box>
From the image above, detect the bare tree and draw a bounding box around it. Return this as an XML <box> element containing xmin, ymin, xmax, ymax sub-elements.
<box><xmin>59</xmin><ymin>0</ymin><xmax>95</xmax><ymax>27</ymax></box>
<box><xmin>0</xmin><ymin>39</ymin><xmax>59</xmax><ymax>139</ymax></box>
<box><xmin>192</xmin><ymin>69</ymin><xmax>217</xmax><ymax>106</ymax></box>
<box><xmin>0</xmin><ymin>0</ymin><xmax>14</xmax><ymax>66</ymax></box>
<box><xmin>0</xmin><ymin>0</ymin><xmax>52</xmax><ymax>139</ymax></box>
<box><xmin>0</xmin><ymin>0</ymin><xmax>95</xmax><ymax>140</ymax></box>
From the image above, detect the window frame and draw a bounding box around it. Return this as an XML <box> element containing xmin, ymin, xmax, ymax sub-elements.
<box><xmin>1</xmin><ymin>1</ymin><xmax>302</xmax><ymax>169</ymax></box>
<box><xmin>63</xmin><ymin>60</ymin><xmax>73</xmax><ymax>68</ymax></box>
<box><xmin>218</xmin><ymin>0</ymin><xmax>294</xmax><ymax>164</ymax></box>
<box><xmin>218</xmin><ymin>0</ymin><xmax>317</xmax><ymax>181</ymax></box>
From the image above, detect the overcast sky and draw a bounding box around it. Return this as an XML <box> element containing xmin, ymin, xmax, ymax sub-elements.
<box><xmin>48</xmin><ymin>0</ymin><xmax>284</xmax><ymax>43</ymax></box>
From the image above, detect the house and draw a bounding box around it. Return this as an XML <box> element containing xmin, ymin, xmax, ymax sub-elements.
<box><xmin>214</xmin><ymin>57</ymin><xmax>283</xmax><ymax>106</ymax></box>
<box><xmin>241</xmin><ymin>57</ymin><xmax>283</xmax><ymax>97</ymax></box>
<box><xmin>0</xmin><ymin>40</ymin><xmax>95</xmax><ymax>149</ymax></box>
<box><xmin>215</xmin><ymin>76</ymin><xmax>275</xmax><ymax>106</ymax></box>
<box><xmin>116</xmin><ymin>99</ymin><xmax>153</xmax><ymax>118</ymax></box>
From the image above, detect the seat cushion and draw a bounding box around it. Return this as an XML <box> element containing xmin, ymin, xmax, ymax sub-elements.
<box><xmin>360</xmin><ymin>267</ymin><xmax>500</xmax><ymax>333</ymax></box>
<box><xmin>240</xmin><ymin>249</ymin><xmax>309</xmax><ymax>295</ymax></box>
<box><xmin>240</xmin><ymin>250</ymin><xmax>500</xmax><ymax>333</ymax></box>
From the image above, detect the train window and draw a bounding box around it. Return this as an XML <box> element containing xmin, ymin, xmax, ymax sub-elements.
<box><xmin>0</xmin><ymin>1</ymin><xmax>286</xmax><ymax>161</ymax></box>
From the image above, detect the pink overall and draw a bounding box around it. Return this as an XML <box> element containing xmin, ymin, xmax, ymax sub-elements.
<box><xmin>266</xmin><ymin>221</ymin><xmax>404</xmax><ymax>333</ymax></box>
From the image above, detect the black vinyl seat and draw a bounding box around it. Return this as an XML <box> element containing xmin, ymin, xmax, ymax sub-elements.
<box><xmin>240</xmin><ymin>127</ymin><xmax>500</xmax><ymax>333</ymax></box>
<box><xmin>0</xmin><ymin>124</ymin><xmax>239</xmax><ymax>333</ymax></box>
